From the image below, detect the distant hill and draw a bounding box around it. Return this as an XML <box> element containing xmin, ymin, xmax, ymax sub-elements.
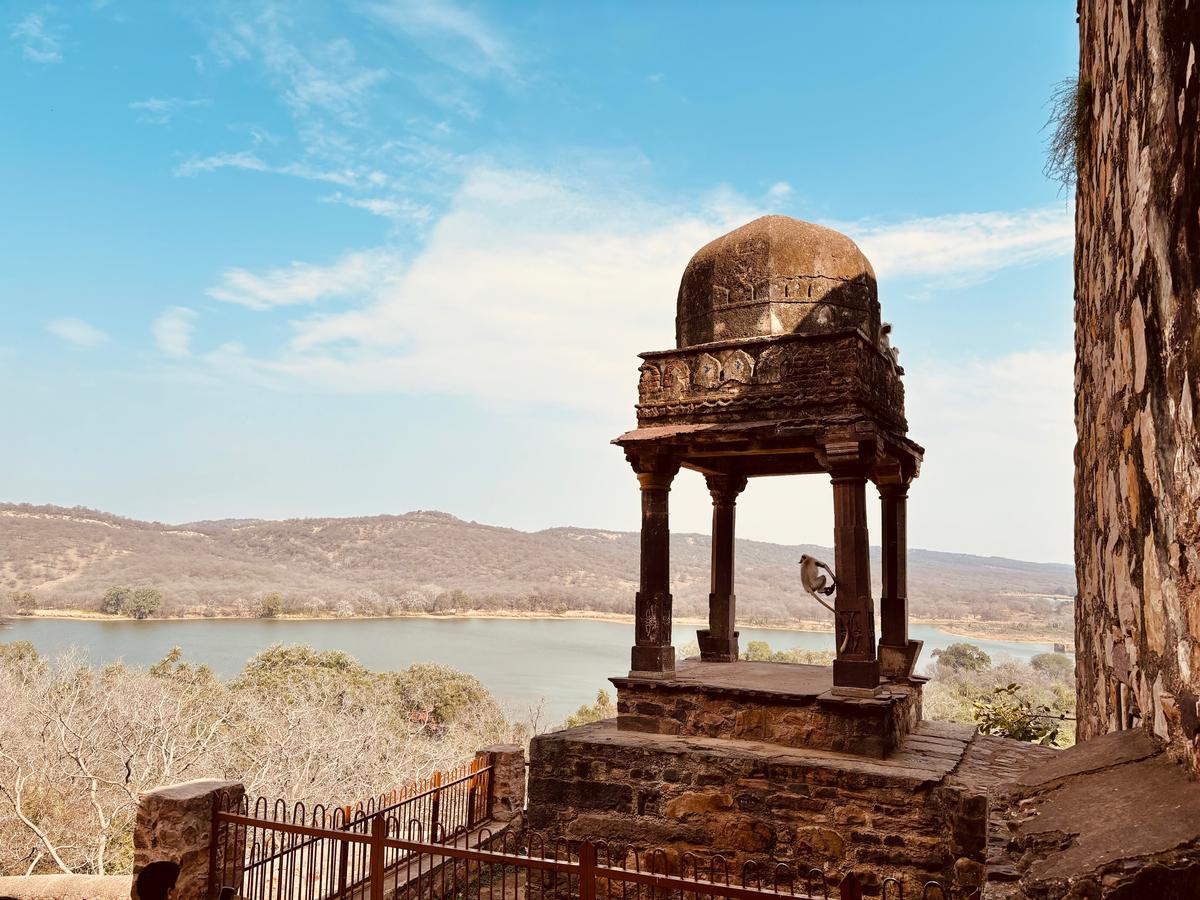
<box><xmin>0</xmin><ymin>503</ymin><xmax>1075</xmax><ymax>631</ymax></box>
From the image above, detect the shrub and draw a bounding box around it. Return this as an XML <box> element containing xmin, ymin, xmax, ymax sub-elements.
<box><xmin>932</xmin><ymin>642</ymin><xmax>992</xmax><ymax>672</ymax></box>
<box><xmin>100</xmin><ymin>586</ymin><xmax>131</xmax><ymax>615</ymax></box>
<box><xmin>973</xmin><ymin>682</ymin><xmax>1061</xmax><ymax>746</ymax></box>
<box><xmin>8</xmin><ymin>590</ymin><xmax>36</xmax><ymax>615</ymax></box>
<box><xmin>259</xmin><ymin>592</ymin><xmax>286</xmax><ymax>618</ymax></box>
<box><xmin>564</xmin><ymin>689</ymin><xmax>615</xmax><ymax>728</ymax></box>
<box><xmin>125</xmin><ymin>588</ymin><xmax>163</xmax><ymax>620</ymax></box>
<box><xmin>1030</xmin><ymin>652</ymin><xmax>1074</xmax><ymax>680</ymax></box>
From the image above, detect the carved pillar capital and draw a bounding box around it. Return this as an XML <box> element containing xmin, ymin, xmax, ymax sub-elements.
<box><xmin>878</xmin><ymin>481</ymin><xmax>910</xmax><ymax>500</ymax></box>
<box><xmin>704</xmin><ymin>473</ymin><xmax>748</xmax><ymax>505</ymax></box>
<box><xmin>821</xmin><ymin>438</ymin><xmax>875</xmax><ymax>481</ymax></box>
<box><xmin>627</xmin><ymin>451</ymin><xmax>681</xmax><ymax>490</ymax></box>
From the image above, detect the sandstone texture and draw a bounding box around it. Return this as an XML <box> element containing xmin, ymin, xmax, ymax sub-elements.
<box><xmin>476</xmin><ymin>744</ymin><xmax>526</xmax><ymax>824</ymax></box>
<box><xmin>131</xmin><ymin>779</ymin><xmax>244</xmax><ymax>900</ymax></box>
<box><xmin>986</xmin><ymin>730</ymin><xmax>1200</xmax><ymax>898</ymax></box>
<box><xmin>612</xmin><ymin>660</ymin><xmax>922</xmax><ymax>758</ymax></box>
<box><xmin>1075</xmin><ymin>0</ymin><xmax>1200</xmax><ymax>770</ymax></box>
<box><xmin>526</xmin><ymin>719</ymin><xmax>987</xmax><ymax>897</ymax></box>
<box><xmin>634</xmin><ymin>331</ymin><xmax>907</xmax><ymax>437</ymax></box>
<box><xmin>676</xmin><ymin>216</ymin><xmax>878</xmax><ymax>348</ymax></box>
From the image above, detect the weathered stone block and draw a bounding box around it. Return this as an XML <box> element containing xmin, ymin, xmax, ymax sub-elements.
<box><xmin>476</xmin><ymin>743</ymin><xmax>526</xmax><ymax>824</ymax></box>
<box><xmin>131</xmin><ymin>779</ymin><xmax>244</xmax><ymax>900</ymax></box>
<box><xmin>612</xmin><ymin>661</ymin><xmax>921</xmax><ymax>759</ymax></box>
<box><xmin>527</xmin><ymin>719</ymin><xmax>980</xmax><ymax>896</ymax></box>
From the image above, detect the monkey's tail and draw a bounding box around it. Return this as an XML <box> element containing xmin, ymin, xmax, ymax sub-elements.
<box><xmin>806</xmin><ymin>589</ymin><xmax>835</xmax><ymax>616</ymax></box>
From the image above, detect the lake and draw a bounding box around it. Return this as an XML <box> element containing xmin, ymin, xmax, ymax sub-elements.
<box><xmin>0</xmin><ymin>616</ymin><xmax>1068</xmax><ymax>725</ymax></box>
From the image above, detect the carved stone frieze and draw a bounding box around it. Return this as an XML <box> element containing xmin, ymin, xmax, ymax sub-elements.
<box><xmin>634</xmin><ymin>330</ymin><xmax>907</xmax><ymax>438</ymax></box>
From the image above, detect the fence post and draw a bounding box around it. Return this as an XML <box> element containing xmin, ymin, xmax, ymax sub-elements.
<box><xmin>838</xmin><ymin>873</ymin><xmax>863</xmax><ymax>900</ymax></box>
<box><xmin>430</xmin><ymin>770</ymin><xmax>442</xmax><ymax>842</ymax></box>
<box><xmin>467</xmin><ymin>757</ymin><xmax>481</xmax><ymax>828</ymax></box>
<box><xmin>579</xmin><ymin>841</ymin><xmax>597</xmax><ymax>900</ymax></box>
<box><xmin>485</xmin><ymin>752</ymin><xmax>495</xmax><ymax>822</ymax></box>
<box><xmin>370</xmin><ymin>815</ymin><xmax>386</xmax><ymax>900</ymax></box>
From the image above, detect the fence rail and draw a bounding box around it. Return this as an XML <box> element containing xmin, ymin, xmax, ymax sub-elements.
<box><xmin>212</xmin><ymin>813</ymin><xmax>976</xmax><ymax>900</ymax></box>
<box><xmin>212</xmin><ymin>755</ymin><xmax>494</xmax><ymax>900</ymax></box>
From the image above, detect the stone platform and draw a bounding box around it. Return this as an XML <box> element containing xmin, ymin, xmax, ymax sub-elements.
<box><xmin>527</xmin><ymin>718</ymin><xmax>987</xmax><ymax>897</ymax></box>
<box><xmin>611</xmin><ymin>659</ymin><xmax>923</xmax><ymax>758</ymax></box>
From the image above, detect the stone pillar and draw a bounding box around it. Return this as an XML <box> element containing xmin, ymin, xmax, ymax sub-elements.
<box><xmin>628</xmin><ymin>453</ymin><xmax>680</xmax><ymax>675</ymax></box>
<box><xmin>828</xmin><ymin>449</ymin><xmax>880</xmax><ymax>693</ymax></box>
<box><xmin>697</xmin><ymin>473</ymin><xmax>748</xmax><ymax>662</ymax></box>
<box><xmin>131</xmin><ymin>779</ymin><xmax>244</xmax><ymax>900</ymax></box>
<box><xmin>878</xmin><ymin>482</ymin><xmax>922</xmax><ymax>678</ymax></box>
<box><xmin>475</xmin><ymin>744</ymin><xmax>526</xmax><ymax>824</ymax></box>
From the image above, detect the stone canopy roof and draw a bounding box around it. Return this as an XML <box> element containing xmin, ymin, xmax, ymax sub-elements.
<box><xmin>676</xmin><ymin>215</ymin><xmax>879</xmax><ymax>348</ymax></box>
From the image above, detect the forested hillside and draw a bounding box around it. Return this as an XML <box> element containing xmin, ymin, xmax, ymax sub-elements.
<box><xmin>0</xmin><ymin>503</ymin><xmax>1074</xmax><ymax>631</ymax></box>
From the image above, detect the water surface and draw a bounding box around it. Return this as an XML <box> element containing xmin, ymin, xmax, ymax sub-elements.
<box><xmin>0</xmin><ymin>616</ymin><xmax>1067</xmax><ymax>725</ymax></box>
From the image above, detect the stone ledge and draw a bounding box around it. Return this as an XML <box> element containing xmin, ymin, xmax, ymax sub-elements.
<box><xmin>612</xmin><ymin>660</ymin><xmax>921</xmax><ymax>758</ymax></box>
<box><xmin>540</xmin><ymin>718</ymin><xmax>972</xmax><ymax>787</ymax></box>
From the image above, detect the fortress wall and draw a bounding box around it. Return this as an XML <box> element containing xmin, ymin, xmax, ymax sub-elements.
<box><xmin>1074</xmin><ymin>0</ymin><xmax>1200</xmax><ymax>769</ymax></box>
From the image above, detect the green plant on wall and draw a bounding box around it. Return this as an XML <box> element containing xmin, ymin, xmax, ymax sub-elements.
<box><xmin>973</xmin><ymin>682</ymin><xmax>1061</xmax><ymax>746</ymax></box>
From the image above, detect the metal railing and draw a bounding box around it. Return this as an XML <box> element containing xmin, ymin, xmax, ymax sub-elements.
<box><xmin>211</xmin><ymin>755</ymin><xmax>494</xmax><ymax>899</ymax></box>
<box><xmin>210</xmin><ymin>797</ymin><xmax>977</xmax><ymax>900</ymax></box>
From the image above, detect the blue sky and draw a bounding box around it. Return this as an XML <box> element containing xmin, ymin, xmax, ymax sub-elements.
<box><xmin>2</xmin><ymin>2</ymin><xmax>1079</xmax><ymax>563</ymax></box>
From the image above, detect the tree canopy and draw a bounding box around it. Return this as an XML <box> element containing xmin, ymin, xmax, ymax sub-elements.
<box><xmin>931</xmin><ymin>642</ymin><xmax>992</xmax><ymax>671</ymax></box>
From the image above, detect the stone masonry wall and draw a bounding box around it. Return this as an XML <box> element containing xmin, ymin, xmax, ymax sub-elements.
<box><xmin>614</xmin><ymin>683</ymin><xmax>921</xmax><ymax>759</ymax></box>
<box><xmin>1074</xmin><ymin>0</ymin><xmax>1200</xmax><ymax>770</ymax></box>
<box><xmin>527</xmin><ymin>721</ymin><xmax>987</xmax><ymax>898</ymax></box>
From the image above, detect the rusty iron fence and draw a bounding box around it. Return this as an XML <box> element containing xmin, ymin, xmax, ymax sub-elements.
<box><xmin>211</xmin><ymin>755</ymin><xmax>494</xmax><ymax>900</ymax></box>
<box><xmin>210</xmin><ymin>787</ymin><xmax>977</xmax><ymax>900</ymax></box>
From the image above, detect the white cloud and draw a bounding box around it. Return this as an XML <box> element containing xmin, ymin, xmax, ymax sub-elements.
<box><xmin>47</xmin><ymin>317</ymin><xmax>108</xmax><ymax>347</ymax></box>
<box><xmin>222</xmin><ymin>9</ymin><xmax>386</xmax><ymax>127</ymax></box>
<box><xmin>847</xmin><ymin>206</ymin><xmax>1073</xmax><ymax>284</ymax></box>
<box><xmin>207</xmin><ymin>248</ymin><xmax>401</xmax><ymax>310</ymax></box>
<box><xmin>766</xmin><ymin>181</ymin><xmax>792</xmax><ymax>200</ymax></box>
<box><xmin>11</xmin><ymin>11</ymin><xmax>62</xmax><ymax>64</ymax></box>
<box><xmin>129</xmin><ymin>96</ymin><xmax>211</xmax><ymax>125</ymax></box>
<box><xmin>173</xmin><ymin>151</ymin><xmax>359</xmax><ymax>187</ymax></box>
<box><xmin>199</xmin><ymin>167</ymin><xmax>741</xmax><ymax>406</ymax></box>
<box><xmin>361</xmin><ymin>0</ymin><xmax>516</xmax><ymax>79</ymax></box>
<box><xmin>195</xmin><ymin>168</ymin><xmax>1075</xmax><ymax>417</ymax></box>
<box><xmin>184</xmin><ymin>168</ymin><xmax>1077</xmax><ymax>559</ymax></box>
<box><xmin>320</xmin><ymin>191</ymin><xmax>434</xmax><ymax>222</ymax></box>
<box><xmin>153</xmin><ymin>307</ymin><xmax>198</xmax><ymax>357</ymax></box>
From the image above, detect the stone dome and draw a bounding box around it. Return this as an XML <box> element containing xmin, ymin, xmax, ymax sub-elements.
<box><xmin>675</xmin><ymin>215</ymin><xmax>879</xmax><ymax>348</ymax></box>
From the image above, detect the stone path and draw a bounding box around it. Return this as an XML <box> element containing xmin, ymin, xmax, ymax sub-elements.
<box><xmin>979</xmin><ymin>730</ymin><xmax>1200</xmax><ymax>897</ymax></box>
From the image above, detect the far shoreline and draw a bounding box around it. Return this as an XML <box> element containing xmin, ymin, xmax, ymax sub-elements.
<box><xmin>2</xmin><ymin>607</ymin><xmax>1074</xmax><ymax>649</ymax></box>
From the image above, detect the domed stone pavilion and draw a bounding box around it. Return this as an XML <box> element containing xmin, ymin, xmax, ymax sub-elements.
<box><xmin>527</xmin><ymin>217</ymin><xmax>999</xmax><ymax>897</ymax></box>
<box><xmin>614</xmin><ymin>215</ymin><xmax>924</xmax><ymax>693</ymax></box>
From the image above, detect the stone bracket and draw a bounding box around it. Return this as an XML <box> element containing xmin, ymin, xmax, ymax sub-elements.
<box><xmin>879</xmin><ymin>639</ymin><xmax>923</xmax><ymax>680</ymax></box>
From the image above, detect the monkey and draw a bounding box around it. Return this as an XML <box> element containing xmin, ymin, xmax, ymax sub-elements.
<box><xmin>880</xmin><ymin>322</ymin><xmax>901</xmax><ymax>368</ymax></box>
<box><xmin>799</xmin><ymin>554</ymin><xmax>852</xmax><ymax>652</ymax></box>
<box><xmin>798</xmin><ymin>554</ymin><xmax>837</xmax><ymax>614</ymax></box>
